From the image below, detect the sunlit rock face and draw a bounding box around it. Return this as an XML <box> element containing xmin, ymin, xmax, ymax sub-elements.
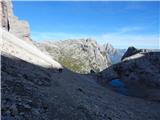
<box><xmin>35</xmin><ymin>39</ymin><xmax>112</xmax><ymax>73</ymax></box>
<box><xmin>121</xmin><ymin>46</ymin><xmax>151</xmax><ymax>61</ymax></box>
<box><xmin>1</xmin><ymin>28</ymin><xmax>63</xmax><ymax>69</ymax></box>
<box><xmin>0</xmin><ymin>0</ymin><xmax>62</xmax><ymax>69</ymax></box>
<box><xmin>0</xmin><ymin>0</ymin><xmax>31</xmax><ymax>42</ymax></box>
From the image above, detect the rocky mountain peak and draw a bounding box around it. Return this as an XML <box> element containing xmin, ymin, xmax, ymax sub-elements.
<box><xmin>35</xmin><ymin>38</ymin><xmax>112</xmax><ymax>73</ymax></box>
<box><xmin>99</xmin><ymin>43</ymin><xmax>117</xmax><ymax>55</ymax></box>
<box><xmin>105</xmin><ymin>43</ymin><xmax>117</xmax><ymax>53</ymax></box>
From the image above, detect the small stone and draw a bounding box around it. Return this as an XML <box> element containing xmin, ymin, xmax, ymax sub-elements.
<box><xmin>23</xmin><ymin>104</ymin><xmax>31</xmax><ymax>109</ymax></box>
<box><xmin>10</xmin><ymin>104</ymin><xmax>18</xmax><ymax>115</ymax></box>
<box><xmin>5</xmin><ymin>110</ymin><xmax>11</xmax><ymax>115</ymax></box>
<box><xmin>32</xmin><ymin>108</ymin><xmax>40</xmax><ymax>115</ymax></box>
<box><xmin>20</xmin><ymin>112</ymin><xmax>25</xmax><ymax>115</ymax></box>
<box><xmin>38</xmin><ymin>81</ymin><xmax>43</xmax><ymax>85</ymax></box>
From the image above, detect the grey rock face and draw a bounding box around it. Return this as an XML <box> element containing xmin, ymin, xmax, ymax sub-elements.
<box><xmin>121</xmin><ymin>46</ymin><xmax>151</xmax><ymax>61</ymax></box>
<box><xmin>99</xmin><ymin>43</ymin><xmax>117</xmax><ymax>55</ymax></box>
<box><xmin>99</xmin><ymin>47</ymin><xmax>160</xmax><ymax>88</ymax></box>
<box><xmin>35</xmin><ymin>39</ymin><xmax>112</xmax><ymax>73</ymax></box>
<box><xmin>1</xmin><ymin>53</ymin><xmax>52</xmax><ymax>120</ymax></box>
<box><xmin>0</xmin><ymin>0</ymin><xmax>31</xmax><ymax>41</ymax></box>
<box><xmin>98</xmin><ymin>48</ymin><xmax>160</xmax><ymax>100</ymax></box>
<box><xmin>99</xmin><ymin>43</ymin><xmax>126</xmax><ymax>64</ymax></box>
<box><xmin>117</xmin><ymin>52</ymin><xmax>160</xmax><ymax>87</ymax></box>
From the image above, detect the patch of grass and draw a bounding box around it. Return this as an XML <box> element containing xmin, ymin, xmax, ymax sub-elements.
<box><xmin>58</xmin><ymin>56</ymin><xmax>85</xmax><ymax>73</ymax></box>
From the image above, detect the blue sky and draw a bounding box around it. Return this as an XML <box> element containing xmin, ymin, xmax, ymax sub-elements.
<box><xmin>13</xmin><ymin>1</ymin><xmax>159</xmax><ymax>49</ymax></box>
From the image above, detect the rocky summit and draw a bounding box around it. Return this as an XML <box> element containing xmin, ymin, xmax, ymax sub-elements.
<box><xmin>35</xmin><ymin>39</ymin><xmax>112</xmax><ymax>74</ymax></box>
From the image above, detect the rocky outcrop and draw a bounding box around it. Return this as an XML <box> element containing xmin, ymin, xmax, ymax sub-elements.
<box><xmin>121</xmin><ymin>46</ymin><xmax>151</xmax><ymax>61</ymax></box>
<box><xmin>99</xmin><ymin>47</ymin><xmax>160</xmax><ymax>88</ymax></box>
<box><xmin>99</xmin><ymin>43</ymin><xmax>117</xmax><ymax>55</ymax></box>
<box><xmin>35</xmin><ymin>39</ymin><xmax>112</xmax><ymax>73</ymax></box>
<box><xmin>116</xmin><ymin>52</ymin><xmax>160</xmax><ymax>87</ymax></box>
<box><xmin>97</xmin><ymin>48</ymin><xmax>160</xmax><ymax>100</ymax></box>
<box><xmin>0</xmin><ymin>0</ymin><xmax>31</xmax><ymax>41</ymax></box>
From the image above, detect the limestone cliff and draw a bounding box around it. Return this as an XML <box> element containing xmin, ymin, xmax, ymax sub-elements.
<box><xmin>35</xmin><ymin>39</ymin><xmax>112</xmax><ymax>73</ymax></box>
<box><xmin>0</xmin><ymin>0</ymin><xmax>31</xmax><ymax>41</ymax></box>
